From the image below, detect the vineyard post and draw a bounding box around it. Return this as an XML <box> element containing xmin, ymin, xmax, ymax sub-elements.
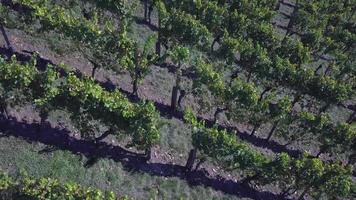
<box><xmin>0</xmin><ymin>24</ymin><xmax>13</xmax><ymax>52</ymax></box>
<box><xmin>95</xmin><ymin>128</ymin><xmax>113</xmax><ymax>143</ymax></box>
<box><xmin>250</xmin><ymin>124</ymin><xmax>260</xmax><ymax>136</ymax></box>
<box><xmin>249</xmin><ymin>87</ymin><xmax>273</xmax><ymax>136</ymax></box>
<box><xmin>132</xmin><ymin>48</ymin><xmax>140</xmax><ymax>97</ymax></box>
<box><xmin>144</xmin><ymin>0</ymin><xmax>148</xmax><ymax>21</ymax></box>
<box><xmin>0</xmin><ymin>95</ymin><xmax>8</xmax><ymax>119</ymax></box>
<box><xmin>266</xmin><ymin>120</ymin><xmax>279</xmax><ymax>141</ymax></box>
<box><xmin>185</xmin><ymin>148</ymin><xmax>197</xmax><ymax>171</ymax></box>
<box><xmin>148</xmin><ymin>1</ymin><xmax>154</xmax><ymax>24</ymax></box>
<box><xmin>156</xmin><ymin>30</ymin><xmax>161</xmax><ymax>57</ymax></box>
<box><xmin>177</xmin><ymin>89</ymin><xmax>186</xmax><ymax>110</ymax></box>
<box><xmin>170</xmin><ymin>69</ymin><xmax>181</xmax><ymax>114</ymax></box>
<box><xmin>266</xmin><ymin>97</ymin><xmax>292</xmax><ymax>141</ymax></box>
<box><xmin>154</xmin><ymin>0</ymin><xmax>165</xmax><ymax>56</ymax></box>
<box><xmin>145</xmin><ymin>148</ymin><xmax>151</xmax><ymax>161</ymax></box>
<box><xmin>88</xmin><ymin>59</ymin><xmax>99</xmax><ymax>79</ymax></box>
<box><xmin>169</xmin><ymin>46</ymin><xmax>189</xmax><ymax>114</ymax></box>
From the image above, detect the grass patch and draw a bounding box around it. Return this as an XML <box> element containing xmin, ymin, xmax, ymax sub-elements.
<box><xmin>0</xmin><ymin>134</ymin><xmax>242</xmax><ymax>200</ymax></box>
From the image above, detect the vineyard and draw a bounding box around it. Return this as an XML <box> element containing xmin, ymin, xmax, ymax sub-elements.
<box><xmin>0</xmin><ymin>0</ymin><xmax>355</xmax><ymax>199</ymax></box>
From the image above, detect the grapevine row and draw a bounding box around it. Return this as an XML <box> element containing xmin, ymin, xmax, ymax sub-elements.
<box><xmin>192</xmin><ymin>57</ymin><xmax>356</xmax><ymax>161</ymax></box>
<box><xmin>0</xmin><ymin>55</ymin><xmax>160</xmax><ymax>155</ymax></box>
<box><xmin>2</xmin><ymin>0</ymin><xmax>160</xmax><ymax>99</ymax></box>
<box><xmin>150</xmin><ymin>1</ymin><xmax>355</xmax><ymax>159</ymax></box>
<box><xmin>0</xmin><ymin>169</ymin><xmax>128</xmax><ymax>199</ymax></box>
<box><xmin>183</xmin><ymin>109</ymin><xmax>356</xmax><ymax>200</ymax></box>
<box><xmin>218</xmin><ymin>34</ymin><xmax>354</xmax><ymax>103</ymax></box>
<box><xmin>0</xmin><ymin>1</ymin><xmax>354</xmax><ymax>199</ymax></box>
<box><xmin>285</xmin><ymin>0</ymin><xmax>355</xmax><ymax>59</ymax></box>
<box><xmin>15</xmin><ymin>0</ymin><xmax>132</xmax><ymax>73</ymax></box>
<box><xmin>5</xmin><ymin>0</ymin><xmax>355</xmax><ymax>159</ymax></box>
<box><xmin>156</xmin><ymin>0</ymin><xmax>355</xmax><ymax>104</ymax></box>
<box><xmin>6</xmin><ymin>0</ymin><xmax>354</xmax><ymax>105</ymax></box>
<box><xmin>0</xmin><ymin>52</ymin><xmax>353</xmax><ymax>199</ymax></box>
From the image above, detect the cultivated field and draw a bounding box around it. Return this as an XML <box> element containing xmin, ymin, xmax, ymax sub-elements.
<box><xmin>0</xmin><ymin>0</ymin><xmax>355</xmax><ymax>199</ymax></box>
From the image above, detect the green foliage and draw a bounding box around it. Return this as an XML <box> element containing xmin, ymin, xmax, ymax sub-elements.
<box><xmin>0</xmin><ymin>171</ymin><xmax>12</xmax><ymax>190</ymax></box>
<box><xmin>167</xmin><ymin>0</ymin><xmax>227</xmax><ymax>35</ymax></box>
<box><xmin>16</xmin><ymin>0</ymin><xmax>134</xmax><ymax>73</ymax></box>
<box><xmin>247</xmin><ymin>22</ymin><xmax>279</xmax><ymax>49</ymax></box>
<box><xmin>162</xmin><ymin>9</ymin><xmax>212</xmax><ymax>49</ymax></box>
<box><xmin>168</xmin><ymin>45</ymin><xmax>190</xmax><ymax>66</ymax></box>
<box><xmin>192</xmin><ymin>58</ymin><xmax>224</xmax><ymax>96</ymax></box>
<box><xmin>277</xmin><ymin>37</ymin><xmax>311</xmax><ymax>65</ymax></box>
<box><xmin>289</xmin><ymin>112</ymin><xmax>356</xmax><ymax>156</ymax></box>
<box><xmin>227</xmin><ymin>78</ymin><xmax>259</xmax><ymax>108</ymax></box>
<box><xmin>184</xmin><ymin>108</ymin><xmax>269</xmax><ymax>172</ymax></box>
<box><xmin>92</xmin><ymin>0</ymin><xmax>136</xmax><ymax>18</ymax></box>
<box><xmin>291</xmin><ymin>0</ymin><xmax>355</xmax><ymax>58</ymax></box>
<box><xmin>3</xmin><ymin>0</ymin><xmax>356</xmax><ymax>199</ymax></box>
<box><xmin>0</xmin><ymin>55</ymin><xmax>35</xmax><ymax>90</ymax></box>
<box><xmin>217</xmin><ymin>32</ymin><xmax>241</xmax><ymax>64</ymax></box>
<box><xmin>125</xmin><ymin>33</ymin><xmax>158</xmax><ymax>94</ymax></box>
<box><xmin>0</xmin><ymin>169</ymin><xmax>125</xmax><ymax>199</ymax></box>
<box><xmin>0</xmin><ymin>56</ymin><xmax>160</xmax><ymax>151</ymax></box>
<box><xmin>270</xmin><ymin>97</ymin><xmax>292</xmax><ymax>119</ymax></box>
<box><xmin>183</xmin><ymin>109</ymin><xmax>356</xmax><ymax>199</ymax></box>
